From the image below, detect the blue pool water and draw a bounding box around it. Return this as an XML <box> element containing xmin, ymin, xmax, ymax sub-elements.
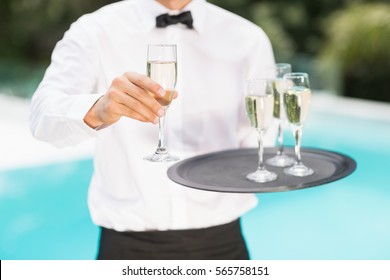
<box><xmin>1</xmin><ymin>98</ymin><xmax>390</xmax><ymax>260</ymax></box>
<box><xmin>0</xmin><ymin>160</ymin><xmax>98</xmax><ymax>259</ymax></box>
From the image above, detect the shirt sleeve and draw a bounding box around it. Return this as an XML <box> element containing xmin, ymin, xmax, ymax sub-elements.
<box><xmin>30</xmin><ymin>17</ymin><xmax>102</xmax><ymax>148</ymax></box>
<box><xmin>238</xmin><ymin>28</ymin><xmax>277</xmax><ymax>148</ymax></box>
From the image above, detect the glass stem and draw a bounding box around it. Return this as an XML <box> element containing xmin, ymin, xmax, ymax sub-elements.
<box><xmin>277</xmin><ymin>122</ymin><xmax>284</xmax><ymax>155</ymax></box>
<box><xmin>156</xmin><ymin>108</ymin><xmax>167</xmax><ymax>154</ymax></box>
<box><xmin>257</xmin><ymin>130</ymin><xmax>265</xmax><ymax>171</ymax></box>
<box><xmin>294</xmin><ymin>126</ymin><xmax>302</xmax><ymax>165</ymax></box>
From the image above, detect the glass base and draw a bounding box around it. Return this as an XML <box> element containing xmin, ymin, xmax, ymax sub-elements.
<box><xmin>266</xmin><ymin>153</ymin><xmax>295</xmax><ymax>167</ymax></box>
<box><xmin>284</xmin><ymin>163</ymin><xmax>314</xmax><ymax>177</ymax></box>
<box><xmin>144</xmin><ymin>151</ymin><xmax>179</xmax><ymax>162</ymax></box>
<box><xmin>246</xmin><ymin>169</ymin><xmax>278</xmax><ymax>183</ymax></box>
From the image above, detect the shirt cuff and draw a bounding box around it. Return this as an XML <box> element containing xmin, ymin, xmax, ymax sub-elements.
<box><xmin>66</xmin><ymin>93</ymin><xmax>103</xmax><ymax>138</ymax></box>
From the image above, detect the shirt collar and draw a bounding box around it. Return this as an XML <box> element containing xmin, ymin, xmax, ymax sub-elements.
<box><xmin>135</xmin><ymin>0</ymin><xmax>207</xmax><ymax>34</ymax></box>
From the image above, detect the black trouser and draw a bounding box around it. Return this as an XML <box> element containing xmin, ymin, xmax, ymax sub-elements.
<box><xmin>97</xmin><ymin>219</ymin><xmax>249</xmax><ymax>260</ymax></box>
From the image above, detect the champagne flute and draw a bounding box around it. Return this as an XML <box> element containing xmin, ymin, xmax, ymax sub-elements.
<box><xmin>144</xmin><ymin>44</ymin><xmax>179</xmax><ymax>162</ymax></box>
<box><xmin>245</xmin><ymin>79</ymin><xmax>278</xmax><ymax>183</ymax></box>
<box><xmin>283</xmin><ymin>72</ymin><xmax>314</xmax><ymax>176</ymax></box>
<box><xmin>266</xmin><ymin>63</ymin><xmax>295</xmax><ymax>167</ymax></box>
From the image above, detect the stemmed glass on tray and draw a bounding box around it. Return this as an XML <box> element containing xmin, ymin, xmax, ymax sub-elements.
<box><xmin>283</xmin><ymin>72</ymin><xmax>314</xmax><ymax>177</ymax></box>
<box><xmin>266</xmin><ymin>63</ymin><xmax>295</xmax><ymax>167</ymax></box>
<box><xmin>245</xmin><ymin>79</ymin><xmax>278</xmax><ymax>183</ymax></box>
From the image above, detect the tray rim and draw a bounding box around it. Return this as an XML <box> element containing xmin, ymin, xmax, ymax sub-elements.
<box><xmin>167</xmin><ymin>147</ymin><xmax>357</xmax><ymax>193</ymax></box>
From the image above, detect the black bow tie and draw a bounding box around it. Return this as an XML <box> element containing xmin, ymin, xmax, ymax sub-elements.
<box><xmin>156</xmin><ymin>11</ymin><xmax>193</xmax><ymax>29</ymax></box>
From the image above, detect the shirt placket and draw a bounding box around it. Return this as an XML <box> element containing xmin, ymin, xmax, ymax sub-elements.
<box><xmin>165</xmin><ymin>25</ymin><xmax>188</xmax><ymax>229</ymax></box>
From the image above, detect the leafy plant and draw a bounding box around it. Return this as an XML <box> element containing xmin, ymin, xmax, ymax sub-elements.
<box><xmin>320</xmin><ymin>3</ymin><xmax>390</xmax><ymax>102</ymax></box>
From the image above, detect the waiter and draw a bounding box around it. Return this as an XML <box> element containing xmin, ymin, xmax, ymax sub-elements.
<box><xmin>30</xmin><ymin>0</ymin><xmax>276</xmax><ymax>259</ymax></box>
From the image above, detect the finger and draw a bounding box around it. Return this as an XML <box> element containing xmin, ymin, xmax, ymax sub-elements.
<box><xmin>116</xmin><ymin>90</ymin><xmax>163</xmax><ymax>123</ymax></box>
<box><xmin>113</xmin><ymin>77</ymin><xmax>164</xmax><ymax>117</ymax></box>
<box><xmin>104</xmin><ymin>92</ymin><xmax>159</xmax><ymax>124</ymax></box>
<box><xmin>117</xmin><ymin>103</ymin><xmax>158</xmax><ymax>124</ymax></box>
<box><xmin>124</xmin><ymin>72</ymin><xmax>165</xmax><ymax>97</ymax></box>
<box><xmin>172</xmin><ymin>90</ymin><xmax>178</xmax><ymax>100</ymax></box>
<box><xmin>98</xmin><ymin>88</ymin><xmax>149</xmax><ymax>122</ymax></box>
<box><xmin>126</xmin><ymin>84</ymin><xmax>165</xmax><ymax>115</ymax></box>
<box><xmin>110</xmin><ymin>76</ymin><xmax>164</xmax><ymax>116</ymax></box>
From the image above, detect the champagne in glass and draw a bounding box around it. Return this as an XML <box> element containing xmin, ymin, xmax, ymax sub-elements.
<box><xmin>283</xmin><ymin>72</ymin><xmax>314</xmax><ymax>176</ymax></box>
<box><xmin>144</xmin><ymin>44</ymin><xmax>179</xmax><ymax>162</ymax></box>
<box><xmin>266</xmin><ymin>63</ymin><xmax>295</xmax><ymax>167</ymax></box>
<box><xmin>245</xmin><ymin>79</ymin><xmax>278</xmax><ymax>183</ymax></box>
<box><xmin>147</xmin><ymin>61</ymin><xmax>177</xmax><ymax>106</ymax></box>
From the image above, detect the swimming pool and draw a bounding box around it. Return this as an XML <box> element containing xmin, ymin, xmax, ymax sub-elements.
<box><xmin>0</xmin><ymin>160</ymin><xmax>98</xmax><ymax>259</ymax></box>
<box><xmin>1</xmin><ymin>94</ymin><xmax>389</xmax><ymax>260</ymax></box>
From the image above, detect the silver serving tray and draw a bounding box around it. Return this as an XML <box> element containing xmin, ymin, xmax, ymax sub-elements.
<box><xmin>167</xmin><ymin>147</ymin><xmax>356</xmax><ymax>193</ymax></box>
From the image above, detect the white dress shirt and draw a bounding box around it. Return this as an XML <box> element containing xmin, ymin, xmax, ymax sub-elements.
<box><xmin>30</xmin><ymin>0</ymin><xmax>276</xmax><ymax>231</ymax></box>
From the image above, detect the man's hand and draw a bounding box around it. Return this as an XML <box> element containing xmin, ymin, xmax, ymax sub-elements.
<box><xmin>84</xmin><ymin>72</ymin><xmax>176</xmax><ymax>129</ymax></box>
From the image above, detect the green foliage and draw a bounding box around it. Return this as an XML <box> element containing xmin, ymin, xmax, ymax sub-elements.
<box><xmin>321</xmin><ymin>3</ymin><xmax>390</xmax><ymax>101</ymax></box>
<box><xmin>250</xmin><ymin>3</ymin><xmax>296</xmax><ymax>62</ymax></box>
<box><xmin>0</xmin><ymin>0</ymin><xmax>119</xmax><ymax>97</ymax></box>
<box><xmin>209</xmin><ymin>0</ymin><xmax>353</xmax><ymax>57</ymax></box>
<box><xmin>322</xmin><ymin>3</ymin><xmax>390</xmax><ymax>68</ymax></box>
<box><xmin>0</xmin><ymin>0</ymin><xmax>119</xmax><ymax>61</ymax></box>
